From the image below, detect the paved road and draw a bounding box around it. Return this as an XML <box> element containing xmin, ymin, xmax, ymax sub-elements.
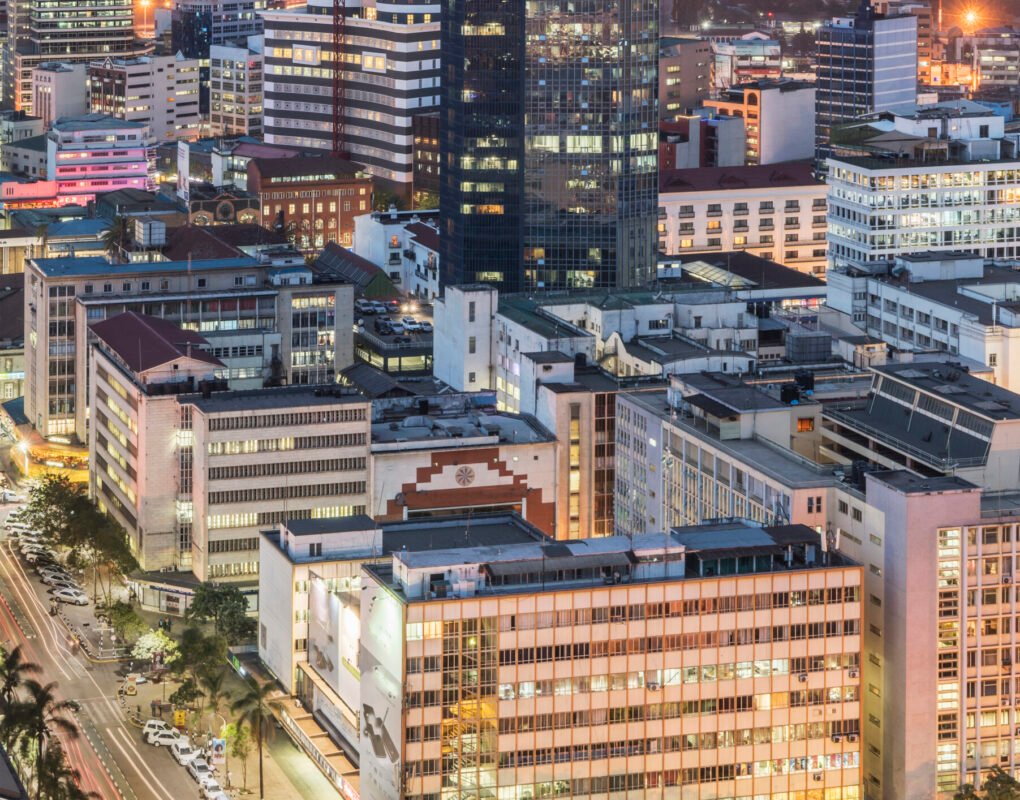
<box><xmin>0</xmin><ymin>505</ymin><xmax>195</xmax><ymax>800</ymax></box>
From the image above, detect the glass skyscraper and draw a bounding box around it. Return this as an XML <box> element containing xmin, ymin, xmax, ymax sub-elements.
<box><xmin>439</xmin><ymin>0</ymin><xmax>526</xmax><ymax>292</ymax></box>
<box><xmin>441</xmin><ymin>0</ymin><xmax>659</xmax><ymax>291</ymax></box>
<box><xmin>815</xmin><ymin>1</ymin><xmax>917</xmax><ymax>160</ymax></box>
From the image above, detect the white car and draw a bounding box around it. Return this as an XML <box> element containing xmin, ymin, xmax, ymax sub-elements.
<box><xmin>404</xmin><ymin>320</ymin><xmax>423</xmax><ymax>333</ymax></box>
<box><xmin>419</xmin><ymin>321</ymin><xmax>433</xmax><ymax>333</ymax></box>
<box><xmin>200</xmin><ymin>779</ymin><xmax>224</xmax><ymax>799</ymax></box>
<box><xmin>147</xmin><ymin>729</ymin><xmax>181</xmax><ymax>747</ymax></box>
<box><xmin>50</xmin><ymin>587</ymin><xmax>88</xmax><ymax>606</ymax></box>
<box><xmin>141</xmin><ymin>720</ymin><xmax>172</xmax><ymax>739</ymax></box>
<box><xmin>1</xmin><ymin>491</ymin><xmax>23</xmax><ymax>503</ymax></box>
<box><xmin>42</xmin><ymin>576</ymin><xmax>79</xmax><ymax>590</ymax></box>
<box><xmin>187</xmin><ymin>758</ymin><xmax>213</xmax><ymax>783</ymax></box>
<box><xmin>171</xmin><ymin>739</ymin><xmax>199</xmax><ymax>766</ymax></box>
<box><xmin>24</xmin><ymin>551</ymin><xmax>56</xmax><ymax>565</ymax></box>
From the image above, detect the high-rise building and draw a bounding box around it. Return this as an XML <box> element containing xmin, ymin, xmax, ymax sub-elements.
<box><xmin>88</xmin><ymin>53</ymin><xmax>201</xmax><ymax>140</ymax></box>
<box><xmin>261</xmin><ymin>0</ymin><xmax>440</xmax><ymax>189</ymax></box>
<box><xmin>522</xmin><ymin>0</ymin><xmax>658</xmax><ymax>290</ymax></box>
<box><xmin>437</xmin><ymin>0</ymin><xmax>524</xmax><ymax>291</ymax></box>
<box><xmin>209</xmin><ymin>37</ymin><xmax>263</xmax><ymax>137</ymax></box>
<box><xmin>441</xmin><ymin>0</ymin><xmax>658</xmax><ymax>290</ymax></box>
<box><xmin>3</xmin><ymin>0</ymin><xmax>151</xmax><ymax>112</ymax></box>
<box><xmin>815</xmin><ymin>2</ymin><xmax>918</xmax><ymax>159</ymax></box>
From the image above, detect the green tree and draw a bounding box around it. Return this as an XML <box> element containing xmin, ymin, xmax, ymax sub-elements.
<box><xmin>225</xmin><ymin>721</ymin><xmax>253</xmax><ymax>791</ymax></box>
<box><xmin>105</xmin><ymin>601</ymin><xmax>147</xmax><ymax>643</ymax></box>
<box><xmin>5</xmin><ymin>678</ymin><xmax>79</xmax><ymax>796</ymax></box>
<box><xmin>185</xmin><ymin>584</ymin><xmax>255</xmax><ymax>643</ymax></box>
<box><xmin>102</xmin><ymin>216</ymin><xmax>131</xmax><ymax>261</ymax></box>
<box><xmin>373</xmin><ymin>187</ymin><xmax>404</xmax><ymax>212</ymax></box>
<box><xmin>175</xmin><ymin>626</ymin><xmax>227</xmax><ymax>682</ymax></box>
<box><xmin>230</xmin><ymin>679</ymin><xmax>281</xmax><ymax>800</ymax></box>
<box><xmin>168</xmin><ymin>678</ymin><xmax>202</xmax><ymax>708</ymax></box>
<box><xmin>131</xmin><ymin>629</ymin><xmax>180</xmax><ymax>669</ymax></box>
<box><xmin>956</xmin><ymin>767</ymin><xmax>1020</xmax><ymax>799</ymax></box>
<box><xmin>413</xmin><ymin>190</ymin><xmax>438</xmax><ymax>210</ymax></box>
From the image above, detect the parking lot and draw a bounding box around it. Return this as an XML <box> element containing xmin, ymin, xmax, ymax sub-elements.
<box><xmin>355</xmin><ymin>297</ymin><xmax>433</xmax><ymax>345</ymax></box>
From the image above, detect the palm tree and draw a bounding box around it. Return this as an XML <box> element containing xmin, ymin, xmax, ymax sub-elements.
<box><xmin>201</xmin><ymin>670</ymin><xmax>231</xmax><ymax>784</ymax></box>
<box><xmin>229</xmin><ymin>679</ymin><xmax>280</xmax><ymax>799</ymax></box>
<box><xmin>0</xmin><ymin>646</ymin><xmax>41</xmax><ymax>710</ymax></box>
<box><xmin>101</xmin><ymin>216</ymin><xmax>131</xmax><ymax>262</ymax></box>
<box><xmin>15</xmin><ymin>680</ymin><xmax>79</xmax><ymax>763</ymax></box>
<box><xmin>35</xmin><ymin>739</ymin><xmax>100</xmax><ymax>800</ymax></box>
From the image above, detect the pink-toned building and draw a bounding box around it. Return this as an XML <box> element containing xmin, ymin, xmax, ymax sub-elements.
<box><xmin>46</xmin><ymin>113</ymin><xmax>154</xmax><ymax>202</ymax></box>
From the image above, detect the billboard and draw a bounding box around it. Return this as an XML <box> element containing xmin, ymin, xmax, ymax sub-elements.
<box><xmin>307</xmin><ymin>573</ymin><xmax>361</xmax><ymax>713</ymax></box>
<box><xmin>358</xmin><ymin>582</ymin><xmax>403</xmax><ymax>800</ymax></box>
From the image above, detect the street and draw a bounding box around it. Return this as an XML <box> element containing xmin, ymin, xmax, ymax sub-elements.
<box><xmin>0</xmin><ymin>503</ymin><xmax>196</xmax><ymax>800</ymax></box>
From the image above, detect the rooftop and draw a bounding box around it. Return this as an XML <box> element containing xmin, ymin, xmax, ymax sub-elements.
<box><xmin>869</xmin><ymin>469</ymin><xmax>979</xmax><ymax>494</ymax></box>
<box><xmin>874</xmin><ymin>361</ymin><xmax>1020</xmax><ymax>420</ymax></box>
<box><xmin>51</xmin><ymin>113</ymin><xmax>147</xmax><ymax>132</ymax></box>
<box><xmin>663</xmin><ymin>251</ymin><xmax>826</xmax><ymax>292</ymax></box>
<box><xmin>249</xmin><ymin>154</ymin><xmax>369</xmax><ymax>182</ymax></box>
<box><xmin>30</xmin><ymin>254</ymin><xmax>258</xmax><ymax>278</ymax></box>
<box><xmin>162</xmin><ymin>225</ymin><xmax>246</xmax><ymax>260</ymax></box>
<box><xmin>660</xmin><ymin>160</ymin><xmax>820</xmax><ymax>193</ymax></box>
<box><xmin>283</xmin><ymin>515</ymin><xmax>377</xmax><ymax>536</ymax></box>
<box><xmin>91</xmin><ymin>312</ymin><xmax>223</xmax><ymax>373</ymax></box>
<box><xmin>182</xmin><ymin>385</ymin><xmax>367</xmax><ymax>413</ymax></box>
<box><xmin>371</xmin><ymin>410</ymin><xmax>552</xmax><ymax>447</ymax></box>
<box><xmin>315</xmin><ymin>244</ymin><xmax>389</xmax><ymax>291</ymax></box>
<box><xmin>7</xmin><ymin>134</ymin><xmax>47</xmax><ymax>153</ymax></box>
<box><xmin>405</xmin><ymin>221</ymin><xmax>439</xmax><ymax>251</ymax></box>
<box><xmin>524</xmin><ymin>350</ymin><xmax>574</xmax><ymax>364</ymax></box>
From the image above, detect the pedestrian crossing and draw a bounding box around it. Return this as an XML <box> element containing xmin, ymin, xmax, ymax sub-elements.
<box><xmin>79</xmin><ymin>696</ymin><xmax>128</xmax><ymax>728</ymax></box>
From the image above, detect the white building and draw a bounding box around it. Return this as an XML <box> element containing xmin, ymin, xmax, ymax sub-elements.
<box><xmin>710</xmin><ymin>34</ymin><xmax>782</xmax><ymax>91</ymax></box>
<box><xmin>31</xmin><ymin>63</ymin><xmax>87</xmax><ymax>128</ymax></box>
<box><xmin>209</xmin><ymin>38</ymin><xmax>263</xmax><ymax>138</ymax></box>
<box><xmin>659</xmin><ymin>161</ymin><xmax>829</xmax><ymax>275</ymax></box>
<box><xmin>704</xmin><ymin>79</ymin><xmax>816</xmax><ymax>166</ymax></box>
<box><xmin>352</xmin><ymin>207</ymin><xmax>440</xmax><ymax>300</ymax></box>
<box><xmin>88</xmin><ymin>312</ymin><xmax>373</xmax><ymax>595</ymax></box>
<box><xmin>261</xmin><ymin>0</ymin><xmax>440</xmax><ymax>186</ymax></box>
<box><xmin>827</xmin><ymin>101</ymin><xmax>1020</xmax><ymax>268</ymax></box>
<box><xmin>46</xmin><ymin>114</ymin><xmax>155</xmax><ymax>201</ymax></box>
<box><xmin>87</xmin><ymin>53</ymin><xmax>201</xmax><ymax>141</ymax></box>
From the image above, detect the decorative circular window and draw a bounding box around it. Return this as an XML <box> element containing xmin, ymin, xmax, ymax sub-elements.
<box><xmin>455</xmin><ymin>466</ymin><xmax>475</xmax><ymax>486</ymax></box>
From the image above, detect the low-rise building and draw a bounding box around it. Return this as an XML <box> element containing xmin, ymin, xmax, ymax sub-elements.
<box><xmin>30</xmin><ymin>63</ymin><xmax>87</xmax><ymax>128</ymax></box>
<box><xmin>659</xmin><ymin>161</ymin><xmax>828</xmax><ymax>275</ymax></box>
<box><xmin>88</xmin><ymin>53</ymin><xmax>201</xmax><ymax>141</ymax></box>
<box><xmin>247</xmin><ymin>155</ymin><xmax>373</xmax><ymax>253</ymax></box>
<box><xmin>711</xmin><ymin>32</ymin><xmax>782</xmax><ymax>91</ymax></box>
<box><xmin>352</xmin><ymin>207</ymin><xmax>440</xmax><ymax>300</ymax></box>
<box><xmin>88</xmin><ymin>313</ymin><xmax>372</xmax><ymax>590</ymax></box>
<box><xmin>25</xmin><ymin>252</ymin><xmax>354</xmax><ymax>443</ymax></box>
<box><xmin>705</xmin><ymin>79</ymin><xmax>815</xmax><ymax>165</ymax></box>
<box><xmin>356</xmin><ymin>520</ymin><xmax>862</xmax><ymax>800</ymax></box>
<box><xmin>659</xmin><ymin>116</ymin><xmax>745</xmax><ymax>170</ymax></box>
<box><xmin>369</xmin><ymin>393</ymin><xmax>559</xmax><ymax>536</ymax></box>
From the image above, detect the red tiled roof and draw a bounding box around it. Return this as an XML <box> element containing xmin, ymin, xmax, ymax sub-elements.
<box><xmin>659</xmin><ymin>161</ymin><xmax>819</xmax><ymax>193</ymax></box>
<box><xmin>406</xmin><ymin>222</ymin><xmax>439</xmax><ymax>252</ymax></box>
<box><xmin>162</xmin><ymin>225</ymin><xmax>244</xmax><ymax>261</ymax></box>
<box><xmin>91</xmin><ymin>312</ymin><xmax>224</xmax><ymax>373</ymax></box>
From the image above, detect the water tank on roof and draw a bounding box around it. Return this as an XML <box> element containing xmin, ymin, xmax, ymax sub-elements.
<box><xmin>133</xmin><ymin>218</ymin><xmax>166</xmax><ymax>248</ymax></box>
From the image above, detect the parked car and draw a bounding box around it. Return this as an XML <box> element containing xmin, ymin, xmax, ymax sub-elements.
<box><xmin>393</xmin><ymin>335</ymin><xmax>412</xmax><ymax>344</ymax></box>
<box><xmin>187</xmin><ymin>758</ymin><xmax>214</xmax><ymax>783</ymax></box>
<box><xmin>200</xmin><ymin>779</ymin><xmax>225</xmax><ymax>799</ymax></box>
<box><xmin>50</xmin><ymin>587</ymin><xmax>88</xmax><ymax>606</ymax></box>
<box><xmin>147</xmin><ymin>730</ymin><xmax>180</xmax><ymax>747</ymax></box>
<box><xmin>1</xmin><ymin>491</ymin><xmax>23</xmax><ymax>503</ymax></box>
<box><xmin>419</xmin><ymin>321</ymin><xmax>434</xmax><ymax>333</ymax></box>
<box><xmin>388</xmin><ymin>322</ymin><xmax>405</xmax><ymax>334</ymax></box>
<box><xmin>369</xmin><ymin>301</ymin><xmax>388</xmax><ymax>314</ymax></box>
<box><xmin>354</xmin><ymin>299</ymin><xmax>376</xmax><ymax>315</ymax></box>
<box><xmin>41</xmin><ymin>574</ymin><xmax>79</xmax><ymax>590</ymax></box>
<box><xmin>404</xmin><ymin>320</ymin><xmax>423</xmax><ymax>333</ymax></box>
<box><xmin>24</xmin><ymin>551</ymin><xmax>56</xmax><ymax>565</ymax></box>
<box><xmin>386</xmin><ymin>299</ymin><xmax>402</xmax><ymax>314</ymax></box>
<box><xmin>36</xmin><ymin>568</ymin><xmax>70</xmax><ymax>581</ymax></box>
<box><xmin>374</xmin><ymin>318</ymin><xmax>393</xmax><ymax>334</ymax></box>
<box><xmin>171</xmin><ymin>739</ymin><xmax>199</xmax><ymax>766</ymax></box>
<box><xmin>141</xmin><ymin>720</ymin><xmax>172</xmax><ymax>739</ymax></box>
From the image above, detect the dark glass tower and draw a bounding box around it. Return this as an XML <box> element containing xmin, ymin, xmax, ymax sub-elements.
<box><xmin>441</xmin><ymin>0</ymin><xmax>658</xmax><ymax>292</ymax></box>
<box><xmin>523</xmin><ymin>0</ymin><xmax>659</xmax><ymax>290</ymax></box>
<box><xmin>439</xmin><ymin>0</ymin><xmax>526</xmax><ymax>292</ymax></box>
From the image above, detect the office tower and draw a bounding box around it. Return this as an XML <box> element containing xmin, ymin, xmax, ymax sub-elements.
<box><xmin>438</xmin><ymin>0</ymin><xmax>525</xmax><ymax>291</ymax></box>
<box><xmin>261</xmin><ymin>0</ymin><xmax>440</xmax><ymax>188</ymax></box>
<box><xmin>441</xmin><ymin>0</ymin><xmax>658</xmax><ymax>291</ymax></box>
<box><xmin>659</xmin><ymin>36</ymin><xmax>711</xmax><ymax>122</ymax></box>
<box><xmin>874</xmin><ymin>0</ymin><xmax>933</xmax><ymax>84</ymax></box>
<box><xmin>88</xmin><ymin>54</ymin><xmax>201</xmax><ymax>140</ymax></box>
<box><xmin>815</xmin><ymin>1</ymin><xmax>917</xmax><ymax>159</ymax></box>
<box><xmin>3</xmin><ymin>0</ymin><xmax>151</xmax><ymax>112</ymax></box>
<box><xmin>356</xmin><ymin>521</ymin><xmax>863</xmax><ymax>800</ymax></box>
<box><xmin>209</xmin><ymin>38</ymin><xmax>263</xmax><ymax>137</ymax></box>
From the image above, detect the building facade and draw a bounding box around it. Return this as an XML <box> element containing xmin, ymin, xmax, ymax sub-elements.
<box><xmin>710</xmin><ymin>34</ymin><xmax>782</xmax><ymax>91</ymax></box>
<box><xmin>45</xmin><ymin>114</ymin><xmax>155</xmax><ymax>201</ymax></box>
<box><xmin>247</xmin><ymin>155</ymin><xmax>373</xmax><ymax>252</ymax></box>
<box><xmin>209</xmin><ymin>38</ymin><xmax>263</xmax><ymax>137</ymax></box>
<box><xmin>88</xmin><ymin>54</ymin><xmax>201</xmax><ymax>140</ymax></box>
<box><xmin>659</xmin><ymin>37</ymin><xmax>711</xmax><ymax>121</ymax></box>
<box><xmin>31</xmin><ymin>63</ymin><xmax>87</xmax><ymax>128</ymax></box>
<box><xmin>815</xmin><ymin>7</ymin><xmax>918</xmax><ymax>158</ymax></box>
<box><xmin>659</xmin><ymin>162</ymin><xmax>828</xmax><ymax>275</ymax></box>
<box><xmin>261</xmin><ymin>0</ymin><xmax>440</xmax><ymax>188</ymax></box>
<box><xmin>359</xmin><ymin>522</ymin><xmax>863</xmax><ymax>800</ymax></box>
<box><xmin>704</xmin><ymin>80</ymin><xmax>816</xmax><ymax>166</ymax></box>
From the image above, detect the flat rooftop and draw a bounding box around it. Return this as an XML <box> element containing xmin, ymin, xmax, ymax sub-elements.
<box><xmin>371</xmin><ymin>411</ymin><xmax>552</xmax><ymax>445</ymax></box>
<box><xmin>31</xmin><ymin>255</ymin><xmax>259</xmax><ymax>278</ymax></box>
<box><xmin>182</xmin><ymin>385</ymin><xmax>367</xmax><ymax>413</ymax></box>
<box><xmin>624</xmin><ymin>390</ymin><xmax>834</xmax><ymax>488</ymax></box>
<box><xmin>876</xmin><ymin>361</ymin><xmax>1020</xmax><ymax>420</ymax></box>
<box><xmin>869</xmin><ymin>470</ymin><xmax>979</xmax><ymax>494</ymax></box>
